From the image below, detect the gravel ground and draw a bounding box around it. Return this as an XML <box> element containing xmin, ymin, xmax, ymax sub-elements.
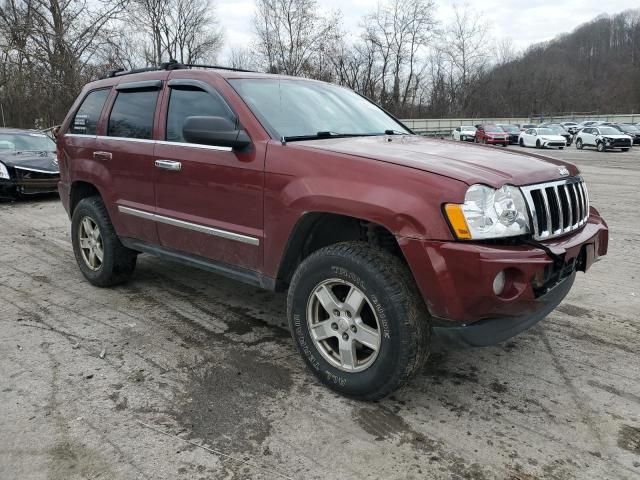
<box><xmin>1</xmin><ymin>145</ymin><xmax>639</xmax><ymax>480</ymax></box>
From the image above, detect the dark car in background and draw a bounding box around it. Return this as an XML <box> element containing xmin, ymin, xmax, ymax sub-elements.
<box><xmin>0</xmin><ymin>128</ymin><xmax>59</xmax><ymax>199</ymax></box>
<box><xmin>496</xmin><ymin>124</ymin><xmax>520</xmax><ymax>144</ymax></box>
<box><xmin>560</xmin><ymin>121</ymin><xmax>579</xmax><ymax>134</ymax></box>
<box><xmin>474</xmin><ymin>124</ymin><xmax>508</xmax><ymax>146</ymax></box>
<box><xmin>608</xmin><ymin>123</ymin><xmax>640</xmax><ymax>145</ymax></box>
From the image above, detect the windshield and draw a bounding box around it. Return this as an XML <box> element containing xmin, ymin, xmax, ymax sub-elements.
<box><xmin>461</xmin><ymin>126</ymin><xmax>475</xmax><ymax>130</ymax></box>
<box><xmin>0</xmin><ymin>132</ymin><xmax>55</xmax><ymax>151</ymax></box>
<box><xmin>617</xmin><ymin>125</ymin><xmax>638</xmax><ymax>133</ymax></box>
<box><xmin>537</xmin><ymin>128</ymin><xmax>555</xmax><ymax>135</ymax></box>
<box><xmin>599</xmin><ymin>127</ymin><xmax>622</xmax><ymax>135</ymax></box>
<box><xmin>485</xmin><ymin>125</ymin><xmax>504</xmax><ymax>133</ymax></box>
<box><xmin>498</xmin><ymin>124</ymin><xmax>518</xmax><ymax>132</ymax></box>
<box><xmin>548</xmin><ymin>126</ymin><xmax>565</xmax><ymax>134</ymax></box>
<box><xmin>229</xmin><ymin>79</ymin><xmax>410</xmax><ymax>140</ymax></box>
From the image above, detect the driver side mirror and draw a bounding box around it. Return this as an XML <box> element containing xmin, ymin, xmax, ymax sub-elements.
<box><xmin>183</xmin><ymin>116</ymin><xmax>251</xmax><ymax>150</ymax></box>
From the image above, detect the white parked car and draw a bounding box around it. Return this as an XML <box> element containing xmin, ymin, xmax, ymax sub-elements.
<box><xmin>575</xmin><ymin>126</ymin><xmax>632</xmax><ymax>152</ymax></box>
<box><xmin>518</xmin><ymin>128</ymin><xmax>567</xmax><ymax>149</ymax></box>
<box><xmin>451</xmin><ymin>125</ymin><xmax>476</xmax><ymax>142</ymax></box>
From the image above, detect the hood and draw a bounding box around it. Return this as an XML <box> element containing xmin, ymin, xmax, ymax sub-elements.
<box><xmin>600</xmin><ymin>134</ymin><xmax>631</xmax><ymax>139</ymax></box>
<box><xmin>0</xmin><ymin>150</ymin><xmax>59</xmax><ymax>173</ymax></box>
<box><xmin>297</xmin><ymin>135</ymin><xmax>578</xmax><ymax>187</ymax></box>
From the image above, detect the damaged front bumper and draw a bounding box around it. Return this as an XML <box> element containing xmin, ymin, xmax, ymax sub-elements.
<box><xmin>400</xmin><ymin>207</ymin><xmax>608</xmax><ymax>348</ymax></box>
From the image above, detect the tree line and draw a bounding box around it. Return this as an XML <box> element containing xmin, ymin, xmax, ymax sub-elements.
<box><xmin>1</xmin><ymin>0</ymin><xmax>639</xmax><ymax>129</ymax></box>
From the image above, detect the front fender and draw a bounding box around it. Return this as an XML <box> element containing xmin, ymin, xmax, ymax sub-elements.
<box><xmin>262</xmin><ymin>143</ymin><xmax>468</xmax><ymax>278</ymax></box>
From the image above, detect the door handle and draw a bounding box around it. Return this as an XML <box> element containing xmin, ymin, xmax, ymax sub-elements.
<box><xmin>93</xmin><ymin>151</ymin><xmax>112</xmax><ymax>161</ymax></box>
<box><xmin>155</xmin><ymin>159</ymin><xmax>182</xmax><ymax>171</ymax></box>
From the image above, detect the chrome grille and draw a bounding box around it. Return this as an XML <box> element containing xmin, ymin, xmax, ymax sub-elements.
<box><xmin>521</xmin><ymin>177</ymin><xmax>589</xmax><ymax>240</ymax></box>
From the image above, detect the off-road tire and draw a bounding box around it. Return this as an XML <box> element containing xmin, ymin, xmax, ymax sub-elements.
<box><xmin>287</xmin><ymin>242</ymin><xmax>431</xmax><ymax>400</ymax></box>
<box><xmin>71</xmin><ymin>196</ymin><xmax>137</xmax><ymax>287</ymax></box>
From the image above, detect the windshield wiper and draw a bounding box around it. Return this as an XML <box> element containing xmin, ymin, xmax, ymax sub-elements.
<box><xmin>283</xmin><ymin>132</ymin><xmax>378</xmax><ymax>142</ymax></box>
<box><xmin>383</xmin><ymin>129</ymin><xmax>411</xmax><ymax>135</ymax></box>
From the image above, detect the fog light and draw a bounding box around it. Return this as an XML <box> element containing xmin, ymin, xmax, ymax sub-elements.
<box><xmin>493</xmin><ymin>271</ymin><xmax>506</xmax><ymax>295</ymax></box>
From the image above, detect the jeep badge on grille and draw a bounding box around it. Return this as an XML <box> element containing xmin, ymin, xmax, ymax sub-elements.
<box><xmin>558</xmin><ymin>166</ymin><xmax>569</xmax><ymax>177</ymax></box>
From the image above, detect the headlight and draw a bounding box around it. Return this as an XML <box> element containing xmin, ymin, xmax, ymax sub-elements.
<box><xmin>0</xmin><ymin>162</ymin><xmax>9</xmax><ymax>180</ymax></box>
<box><xmin>444</xmin><ymin>184</ymin><xmax>531</xmax><ymax>240</ymax></box>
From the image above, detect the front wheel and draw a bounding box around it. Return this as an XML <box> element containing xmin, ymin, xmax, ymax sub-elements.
<box><xmin>536</xmin><ymin>140</ymin><xmax>542</xmax><ymax>149</ymax></box>
<box><xmin>287</xmin><ymin>242</ymin><xmax>430</xmax><ymax>400</ymax></box>
<box><xmin>71</xmin><ymin>196</ymin><xmax>137</xmax><ymax>287</ymax></box>
<box><xmin>596</xmin><ymin>142</ymin><xmax>606</xmax><ymax>152</ymax></box>
<box><xmin>576</xmin><ymin>138</ymin><xmax>583</xmax><ymax>149</ymax></box>
<box><xmin>622</xmin><ymin>148</ymin><xmax>630</xmax><ymax>152</ymax></box>
<box><xmin>519</xmin><ymin>139</ymin><xmax>525</xmax><ymax>147</ymax></box>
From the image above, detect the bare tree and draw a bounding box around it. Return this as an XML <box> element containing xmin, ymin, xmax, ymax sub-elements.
<box><xmin>253</xmin><ymin>0</ymin><xmax>340</xmax><ymax>76</ymax></box>
<box><xmin>226</xmin><ymin>46</ymin><xmax>258</xmax><ymax>70</ymax></box>
<box><xmin>440</xmin><ymin>4</ymin><xmax>489</xmax><ymax>113</ymax></box>
<box><xmin>0</xmin><ymin>0</ymin><xmax>127</xmax><ymax>127</ymax></box>
<box><xmin>132</xmin><ymin>0</ymin><xmax>223</xmax><ymax>65</ymax></box>
<box><xmin>362</xmin><ymin>0</ymin><xmax>436</xmax><ymax>112</ymax></box>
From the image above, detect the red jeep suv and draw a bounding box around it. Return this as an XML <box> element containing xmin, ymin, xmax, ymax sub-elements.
<box><xmin>56</xmin><ymin>62</ymin><xmax>608</xmax><ymax>400</ymax></box>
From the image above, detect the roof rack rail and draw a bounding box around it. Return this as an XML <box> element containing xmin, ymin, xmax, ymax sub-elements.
<box><xmin>102</xmin><ymin>60</ymin><xmax>257</xmax><ymax>79</ymax></box>
<box><xmin>182</xmin><ymin>63</ymin><xmax>257</xmax><ymax>73</ymax></box>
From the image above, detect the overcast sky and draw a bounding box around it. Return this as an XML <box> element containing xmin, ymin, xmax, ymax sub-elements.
<box><xmin>216</xmin><ymin>0</ymin><xmax>638</xmax><ymax>58</ymax></box>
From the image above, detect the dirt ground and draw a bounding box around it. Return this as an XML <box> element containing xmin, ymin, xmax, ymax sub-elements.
<box><xmin>1</xmin><ymin>145</ymin><xmax>639</xmax><ymax>480</ymax></box>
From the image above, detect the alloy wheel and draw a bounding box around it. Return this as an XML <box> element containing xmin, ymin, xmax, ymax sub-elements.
<box><xmin>306</xmin><ymin>279</ymin><xmax>382</xmax><ymax>373</ymax></box>
<box><xmin>78</xmin><ymin>216</ymin><xmax>104</xmax><ymax>271</ymax></box>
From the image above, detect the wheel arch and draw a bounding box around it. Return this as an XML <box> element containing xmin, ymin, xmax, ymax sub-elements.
<box><xmin>275</xmin><ymin>212</ymin><xmax>408</xmax><ymax>291</ymax></box>
<box><xmin>70</xmin><ymin>180</ymin><xmax>103</xmax><ymax>215</ymax></box>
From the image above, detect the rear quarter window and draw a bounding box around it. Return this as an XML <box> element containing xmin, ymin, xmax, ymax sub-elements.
<box><xmin>70</xmin><ymin>89</ymin><xmax>110</xmax><ymax>135</ymax></box>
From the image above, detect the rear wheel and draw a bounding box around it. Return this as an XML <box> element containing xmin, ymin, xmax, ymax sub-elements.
<box><xmin>576</xmin><ymin>138</ymin><xmax>583</xmax><ymax>150</ymax></box>
<box><xmin>287</xmin><ymin>242</ymin><xmax>430</xmax><ymax>400</ymax></box>
<box><xmin>596</xmin><ymin>142</ymin><xmax>606</xmax><ymax>152</ymax></box>
<box><xmin>71</xmin><ymin>196</ymin><xmax>137</xmax><ymax>287</ymax></box>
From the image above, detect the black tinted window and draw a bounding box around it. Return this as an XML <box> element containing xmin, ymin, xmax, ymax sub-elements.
<box><xmin>108</xmin><ymin>90</ymin><xmax>159</xmax><ymax>139</ymax></box>
<box><xmin>70</xmin><ymin>89</ymin><xmax>110</xmax><ymax>135</ymax></box>
<box><xmin>166</xmin><ymin>87</ymin><xmax>234</xmax><ymax>142</ymax></box>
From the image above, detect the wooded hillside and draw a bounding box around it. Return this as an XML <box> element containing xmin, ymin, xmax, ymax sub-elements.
<box><xmin>460</xmin><ymin>10</ymin><xmax>640</xmax><ymax>118</ymax></box>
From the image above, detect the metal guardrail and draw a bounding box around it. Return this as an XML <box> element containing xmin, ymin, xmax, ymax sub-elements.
<box><xmin>401</xmin><ymin>114</ymin><xmax>640</xmax><ymax>136</ymax></box>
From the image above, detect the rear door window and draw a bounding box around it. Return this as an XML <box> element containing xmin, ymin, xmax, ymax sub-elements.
<box><xmin>70</xmin><ymin>89</ymin><xmax>110</xmax><ymax>135</ymax></box>
<box><xmin>166</xmin><ymin>87</ymin><xmax>235</xmax><ymax>143</ymax></box>
<box><xmin>108</xmin><ymin>90</ymin><xmax>159</xmax><ymax>139</ymax></box>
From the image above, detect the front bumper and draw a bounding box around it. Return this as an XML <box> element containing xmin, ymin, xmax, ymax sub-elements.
<box><xmin>400</xmin><ymin>207</ymin><xmax>608</xmax><ymax>338</ymax></box>
<box><xmin>432</xmin><ymin>272</ymin><xmax>575</xmax><ymax>349</ymax></box>
<box><xmin>1</xmin><ymin>169</ymin><xmax>60</xmax><ymax>197</ymax></box>
<box><xmin>542</xmin><ymin>140</ymin><xmax>566</xmax><ymax>148</ymax></box>
<box><xmin>485</xmin><ymin>137</ymin><xmax>508</xmax><ymax>145</ymax></box>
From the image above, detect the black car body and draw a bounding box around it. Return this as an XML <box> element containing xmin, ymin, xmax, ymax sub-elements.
<box><xmin>496</xmin><ymin>124</ymin><xmax>521</xmax><ymax>144</ymax></box>
<box><xmin>610</xmin><ymin>124</ymin><xmax>640</xmax><ymax>145</ymax></box>
<box><xmin>0</xmin><ymin>128</ymin><xmax>59</xmax><ymax>199</ymax></box>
